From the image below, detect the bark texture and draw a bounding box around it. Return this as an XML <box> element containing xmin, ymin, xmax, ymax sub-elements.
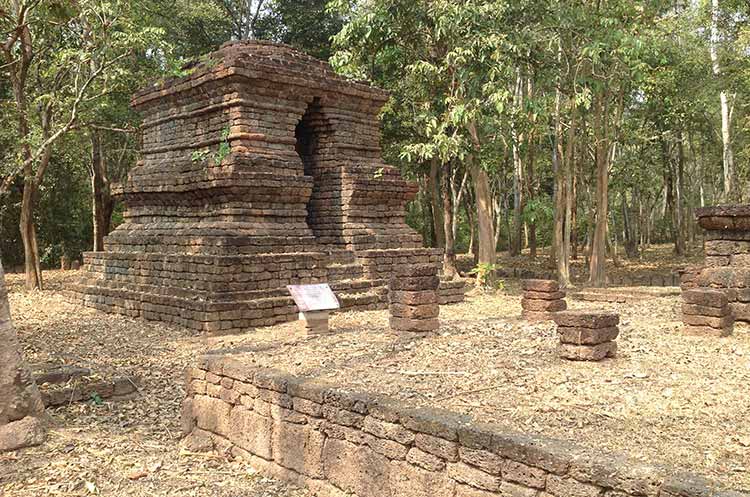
<box><xmin>0</xmin><ymin>262</ymin><xmax>46</xmax><ymax>451</ymax></box>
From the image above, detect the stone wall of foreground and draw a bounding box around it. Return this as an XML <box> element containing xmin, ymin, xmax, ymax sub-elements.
<box><xmin>181</xmin><ymin>353</ymin><xmax>747</xmax><ymax>497</ymax></box>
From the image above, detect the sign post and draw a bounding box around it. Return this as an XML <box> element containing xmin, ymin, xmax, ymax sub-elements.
<box><xmin>286</xmin><ymin>284</ymin><xmax>340</xmax><ymax>335</ymax></box>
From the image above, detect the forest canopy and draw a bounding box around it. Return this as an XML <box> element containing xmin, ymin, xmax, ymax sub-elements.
<box><xmin>1</xmin><ymin>0</ymin><xmax>748</xmax><ymax>289</ymax></box>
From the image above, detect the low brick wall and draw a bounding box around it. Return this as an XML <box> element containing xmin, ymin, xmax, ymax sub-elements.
<box><xmin>182</xmin><ymin>353</ymin><xmax>746</xmax><ymax>497</ymax></box>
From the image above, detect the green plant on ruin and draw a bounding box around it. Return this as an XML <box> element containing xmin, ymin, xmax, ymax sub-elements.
<box><xmin>190</xmin><ymin>149</ymin><xmax>210</xmax><ymax>163</ymax></box>
<box><xmin>213</xmin><ymin>126</ymin><xmax>232</xmax><ymax>165</ymax></box>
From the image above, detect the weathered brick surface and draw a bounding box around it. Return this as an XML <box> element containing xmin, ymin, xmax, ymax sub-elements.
<box><xmin>557</xmin><ymin>326</ymin><xmax>619</xmax><ymax>345</ymax></box>
<box><xmin>557</xmin><ymin>341</ymin><xmax>617</xmax><ymax>361</ymax></box>
<box><xmin>521</xmin><ymin>299</ymin><xmax>567</xmax><ymax>312</ymax></box>
<box><xmin>521</xmin><ymin>280</ymin><xmax>566</xmax><ymax>321</ymax></box>
<box><xmin>182</xmin><ymin>353</ymin><xmax>747</xmax><ymax>497</ymax></box>
<box><xmin>522</xmin><ymin>279</ymin><xmax>560</xmax><ymax>292</ymax></box>
<box><xmin>389</xmin><ymin>265</ymin><xmax>440</xmax><ymax>333</ymax></box>
<box><xmin>681</xmin><ymin>288</ymin><xmax>734</xmax><ymax>336</ymax></box>
<box><xmin>682</xmin><ymin>289</ymin><xmax>728</xmax><ymax>308</ymax></box>
<box><xmin>553</xmin><ymin>311</ymin><xmax>619</xmax><ymax>329</ymax></box>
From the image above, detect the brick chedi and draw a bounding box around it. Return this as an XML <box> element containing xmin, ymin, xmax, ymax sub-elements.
<box><xmin>681</xmin><ymin>288</ymin><xmax>733</xmax><ymax>337</ymax></box>
<box><xmin>69</xmin><ymin>41</ymin><xmax>458</xmax><ymax>333</ymax></box>
<box><xmin>682</xmin><ymin>205</ymin><xmax>750</xmax><ymax>322</ymax></box>
<box><xmin>521</xmin><ymin>279</ymin><xmax>566</xmax><ymax>322</ymax></box>
<box><xmin>389</xmin><ymin>265</ymin><xmax>440</xmax><ymax>333</ymax></box>
<box><xmin>554</xmin><ymin>311</ymin><xmax>619</xmax><ymax>361</ymax></box>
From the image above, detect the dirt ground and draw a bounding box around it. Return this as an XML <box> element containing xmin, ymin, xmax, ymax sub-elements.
<box><xmin>2</xmin><ymin>267</ymin><xmax>749</xmax><ymax>495</ymax></box>
<box><xmin>1</xmin><ymin>271</ymin><xmax>310</xmax><ymax>497</ymax></box>
<box><xmin>460</xmin><ymin>243</ymin><xmax>706</xmax><ymax>284</ymax></box>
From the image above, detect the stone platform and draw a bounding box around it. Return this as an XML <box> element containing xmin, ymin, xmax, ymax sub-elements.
<box><xmin>69</xmin><ymin>41</ymin><xmax>462</xmax><ymax>333</ymax></box>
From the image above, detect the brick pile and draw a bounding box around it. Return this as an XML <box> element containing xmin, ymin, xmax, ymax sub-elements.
<box><xmin>181</xmin><ymin>352</ymin><xmax>748</xmax><ymax>497</ymax></box>
<box><xmin>681</xmin><ymin>289</ymin><xmax>733</xmax><ymax>337</ymax></box>
<box><xmin>521</xmin><ymin>279</ymin><xmax>566</xmax><ymax>321</ymax></box>
<box><xmin>438</xmin><ymin>279</ymin><xmax>466</xmax><ymax>305</ymax></box>
<box><xmin>682</xmin><ymin>205</ymin><xmax>750</xmax><ymax>322</ymax></box>
<box><xmin>69</xmin><ymin>41</ymin><xmax>464</xmax><ymax>333</ymax></box>
<box><xmin>553</xmin><ymin>311</ymin><xmax>619</xmax><ymax>361</ymax></box>
<box><xmin>388</xmin><ymin>265</ymin><xmax>440</xmax><ymax>333</ymax></box>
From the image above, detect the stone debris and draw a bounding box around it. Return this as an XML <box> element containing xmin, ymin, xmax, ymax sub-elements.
<box><xmin>68</xmin><ymin>41</ymin><xmax>464</xmax><ymax>334</ymax></box>
<box><xmin>681</xmin><ymin>288</ymin><xmax>734</xmax><ymax>337</ymax></box>
<box><xmin>520</xmin><ymin>279</ymin><xmax>566</xmax><ymax>322</ymax></box>
<box><xmin>389</xmin><ymin>264</ymin><xmax>440</xmax><ymax>334</ymax></box>
<box><xmin>554</xmin><ymin>310</ymin><xmax>619</xmax><ymax>361</ymax></box>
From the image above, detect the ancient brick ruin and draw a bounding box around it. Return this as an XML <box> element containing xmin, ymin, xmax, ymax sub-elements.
<box><xmin>554</xmin><ymin>311</ymin><xmax>619</xmax><ymax>361</ymax></box>
<box><xmin>520</xmin><ymin>279</ymin><xmax>566</xmax><ymax>322</ymax></box>
<box><xmin>388</xmin><ymin>264</ymin><xmax>440</xmax><ymax>333</ymax></box>
<box><xmin>182</xmin><ymin>352</ymin><xmax>746</xmax><ymax>497</ymax></box>
<box><xmin>681</xmin><ymin>288</ymin><xmax>734</xmax><ymax>337</ymax></box>
<box><xmin>681</xmin><ymin>205</ymin><xmax>750</xmax><ymax>323</ymax></box>
<box><xmin>70</xmin><ymin>41</ymin><xmax>463</xmax><ymax>333</ymax></box>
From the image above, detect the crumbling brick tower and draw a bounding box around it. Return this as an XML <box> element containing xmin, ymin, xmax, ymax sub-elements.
<box><xmin>69</xmin><ymin>41</ymin><xmax>448</xmax><ymax>333</ymax></box>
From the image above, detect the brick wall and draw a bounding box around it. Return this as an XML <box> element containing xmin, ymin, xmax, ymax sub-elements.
<box><xmin>182</xmin><ymin>354</ymin><xmax>745</xmax><ymax>497</ymax></box>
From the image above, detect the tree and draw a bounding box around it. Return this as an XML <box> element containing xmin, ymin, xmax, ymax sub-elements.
<box><xmin>0</xmin><ymin>1</ymin><xmax>158</xmax><ymax>289</ymax></box>
<box><xmin>0</xmin><ymin>260</ymin><xmax>46</xmax><ymax>452</ymax></box>
<box><xmin>709</xmin><ymin>0</ymin><xmax>736</xmax><ymax>201</ymax></box>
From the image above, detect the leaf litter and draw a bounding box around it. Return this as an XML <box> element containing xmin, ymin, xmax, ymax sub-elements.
<box><xmin>2</xmin><ymin>268</ymin><xmax>749</xmax><ymax>494</ymax></box>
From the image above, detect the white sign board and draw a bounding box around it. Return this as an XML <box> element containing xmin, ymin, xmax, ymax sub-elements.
<box><xmin>287</xmin><ymin>284</ymin><xmax>340</xmax><ymax>312</ymax></box>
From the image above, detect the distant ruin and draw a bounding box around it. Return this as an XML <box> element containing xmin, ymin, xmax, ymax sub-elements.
<box><xmin>70</xmin><ymin>41</ymin><xmax>462</xmax><ymax>333</ymax></box>
<box><xmin>681</xmin><ymin>205</ymin><xmax>750</xmax><ymax>322</ymax></box>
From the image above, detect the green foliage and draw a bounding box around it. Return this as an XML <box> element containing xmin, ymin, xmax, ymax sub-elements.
<box><xmin>468</xmin><ymin>263</ymin><xmax>502</xmax><ymax>291</ymax></box>
<box><xmin>191</xmin><ymin>149</ymin><xmax>211</xmax><ymax>163</ymax></box>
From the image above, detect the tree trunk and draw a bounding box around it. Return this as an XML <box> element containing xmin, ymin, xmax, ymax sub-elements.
<box><xmin>471</xmin><ymin>163</ymin><xmax>496</xmax><ymax>267</ymax></box>
<box><xmin>90</xmin><ymin>130</ymin><xmax>114</xmax><ymax>251</ymax></box>
<box><xmin>464</xmin><ymin>194</ymin><xmax>476</xmax><ymax>259</ymax></box>
<box><xmin>588</xmin><ymin>92</ymin><xmax>609</xmax><ymax>287</ymax></box>
<box><xmin>428</xmin><ymin>159</ymin><xmax>445</xmax><ymax>249</ymax></box>
<box><xmin>441</xmin><ymin>161</ymin><xmax>457</xmax><ymax>278</ymax></box>
<box><xmin>0</xmin><ymin>261</ymin><xmax>46</xmax><ymax>451</ymax></box>
<box><xmin>553</xmin><ymin>84</ymin><xmax>574</xmax><ymax>287</ymax></box>
<box><xmin>675</xmin><ymin>131</ymin><xmax>686</xmax><ymax>254</ymax></box>
<box><xmin>710</xmin><ymin>0</ymin><xmax>735</xmax><ymax>200</ymax></box>
<box><xmin>19</xmin><ymin>182</ymin><xmax>42</xmax><ymax>291</ymax></box>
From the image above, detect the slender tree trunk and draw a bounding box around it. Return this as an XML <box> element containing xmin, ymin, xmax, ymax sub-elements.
<box><xmin>440</xmin><ymin>161</ymin><xmax>457</xmax><ymax>278</ymax></box>
<box><xmin>675</xmin><ymin>131</ymin><xmax>686</xmax><ymax>254</ymax></box>
<box><xmin>464</xmin><ymin>194</ymin><xmax>476</xmax><ymax>260</ymax></box>
<box><xmin>588</xmin><ymin>92</ymin><xmax>609</xmax><ymax>287</ymax></box>
<box><xmin>471</xmin><ymin>163</ymin><xmax>496</xmax><ymax>267</ymax></box>
<box><xmin>0</xmin><ymin>260</ymin><xmax>46</xmax><ymax>451</ymax></box>
<box><xmin>428</xmin><ymin>159</ymin><xmax>445</xmax><ymax>249</ymax></box>
<box><xmin>710</xmin><ymin>0</ymin><xmax>735</xmax><ymax>200</ymax></box>
<box><xmin>90</xmin><ymin>130</ymin><xmax>114</xmax><ymax>251</ymax></box>
<box><xmin>466</xmin><ymin>121</ymin><xmax>496</xmax><ymax>270</ymax></box>
<box><xmin>19</xmin><ymin>188</ymin><xmax>42</xmax><ymax>291</ymax></box>
<box><xmin>510</xmin><ymin>69</ymin><xmax>523</xmax><ymax>257</ymax></box>
<box><xmin>525</xmin><ymin>77</ymin><xmax>537</xmax><ymax>259</ymax></box>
